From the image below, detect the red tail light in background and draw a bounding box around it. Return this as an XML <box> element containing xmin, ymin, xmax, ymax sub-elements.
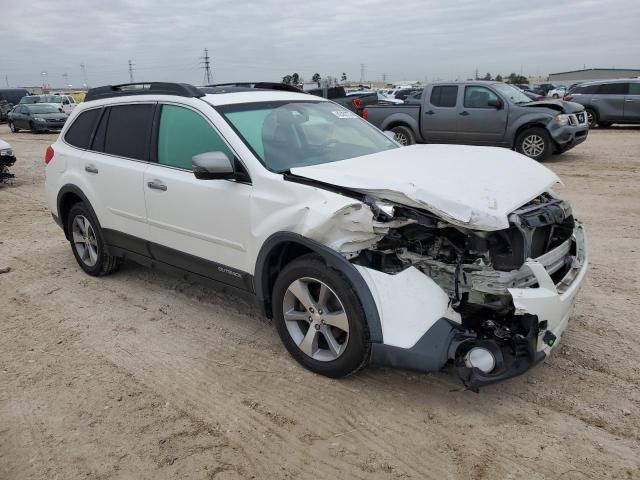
<box><xmin>362</xmin><ymin>108</ymin><xmax>368</xmax><ymax>120</ymax></box>
<box><xmin>564</xmin><ymin>95</ymin><xmax>574</xmax><ymax>101</ymax></box>
<box><xmin>351</xmin><ymin>97</ymin><xmax>362</xmax><ymax>109</ymax></box>
<box><xmin>44</xmin><ymin>145</ymin><xmax>54</xmax><ymax>165</ymax></box>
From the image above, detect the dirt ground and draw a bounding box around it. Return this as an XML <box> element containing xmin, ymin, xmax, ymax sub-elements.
<box><xmin>0</xmin><ymin>123</ymin><xmax>638</xmax><ymax>480</ymax></box>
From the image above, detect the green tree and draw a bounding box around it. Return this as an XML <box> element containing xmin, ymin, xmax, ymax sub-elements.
<box><xmin>483</xmin><ymin>73</ymin><xmax>492</xmax><ymax>81</ymax></box>
<box><xmin>281</xmin><ymin>75</ymin><xmax>292</xmax><ymax>85</ymax></box>
<box><xmin>312</xmin><ymin>73</ymin><xmax>321</xmax><ymax>87</ymax></box>
<box><xmin>341</xmin><ymin>72</ymin><xmax>347</xmax><ymax>82</ymax></box>
<box><xmin>495</xmin><ymin>74</ymin><xmax>503</xmax><ymax>82</ymax></box>
<box><xmin>291</xmin><ymin>73</ymin><xmax>300</xmax><ymax>85</ymax></box>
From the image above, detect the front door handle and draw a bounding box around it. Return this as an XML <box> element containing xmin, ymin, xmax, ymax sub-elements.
<box><xmin>459</xmin><ymin>111</ymin><xmax>469</xmax><ymax>116</ymax></box>
<box><xmin>425</xmin><ymin>110</ymin><xmax>435</xmax><ymax>115</ymax></box>
<box><xmin>85</xmin><ymin>164</ymin><xmax>99</xmax><ymax>174</ymax></box>
<box><xmin>147</xmin><ymin>180</ymin><xmax>167</xmax><ymax>191</ymax></box>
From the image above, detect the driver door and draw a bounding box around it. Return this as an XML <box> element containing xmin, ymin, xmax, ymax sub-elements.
<box><xmin>456</xmin><ymin>85</ymin><xmax>508</xmax><ymax>145</ymax></box>
<box><xmin>143</xmin><ymin>103</ymin><xmax>254</xmax><ymax>281</ymax></box>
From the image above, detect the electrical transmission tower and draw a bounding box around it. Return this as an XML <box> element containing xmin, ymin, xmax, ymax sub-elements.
<box><xmin>201</xmin><ymin>48</ymin><xmax>213</xmax><ymax>84</ymax></box>
<box><xmin>80</xmin><ymin>61</ymin><xmax>89</xmax><ymax>87</ymax></box>
<box><xmin>360</xmin><ymin>63</ymin><xmax>365</xmax><ymax>83</ymax></box>
<box><xmin>62</xmin><ymin>73</ymin><xmax>69</xmax><ymax>87</ymax></box>
<box><xmin>128</xmin><ymin>60</ymin><xmax>135</xmax><ymax>83</ymax></box>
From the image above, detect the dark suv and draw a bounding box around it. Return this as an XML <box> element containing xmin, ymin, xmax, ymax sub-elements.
<box><xmin>564</xmin><ymin>79</ymin><xmax>640</xmax><ymax>127</ymax></box>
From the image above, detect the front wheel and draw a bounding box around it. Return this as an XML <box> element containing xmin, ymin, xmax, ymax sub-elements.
<box><xmin>8</xmin><ymin>121</ymin><xmax>18</xmax><ymax>132</ymax></box>
<box><xmin>515</xmin><ymin>127</ymin><xmax>552</xmax><ymax>162</ymax></box>
<box><xmin>390</xmin><ymin>125</ymin><xmax>416</xmax><ymax>146</ymax></box>
<box><xmin>272</xmin><ymin>254</ymin><xmax>370</xmax><ymax>378</ymax></box>
<box><xmin>67</xmin><ymin>203</ymin><xmax>119</xmax><ymax>276</ymax></box>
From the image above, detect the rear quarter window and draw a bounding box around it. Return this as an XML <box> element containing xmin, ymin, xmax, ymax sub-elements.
<box><xmin>64</xmin><ymin>108</ymin><xmax>101</xmax><ymax>149</ymax></box>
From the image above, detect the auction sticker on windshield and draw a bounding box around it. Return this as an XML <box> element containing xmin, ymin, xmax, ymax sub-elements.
<box><xmin>332</xmin><ymin>109</ymin><xmax>358</xmax><ymax>119</ymax></box>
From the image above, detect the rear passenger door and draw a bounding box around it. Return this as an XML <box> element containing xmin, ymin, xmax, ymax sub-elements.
<box><xmin>75</xmin><ymin>103</ymin><xmax>152</xmax><ymax>244</ymax></box>
<box><xmin>143</xmin><ymin>103</ymin><xmax>253</xmax><ymax>284</ymax></box>
<box><xmin>593</xmin><ymin>82</ymin><xmax>627</xmax><ymax>122</ymax></box>
<box><xmin>624</xmin><ymin>83</ymin><xmax>640</xmax><ymax>122</ymax></box>
<box><xmin>421</xmin><ymin>85</ymin><xmax>460</xmax><ymax>142</ymax></box>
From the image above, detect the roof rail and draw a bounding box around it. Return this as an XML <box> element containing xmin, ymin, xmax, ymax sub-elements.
<box><xmin>204</xmin><ymin>82</ymin><xmax>305</xmax><ymax>93</ymax></box>
<box><xmin>85</xmin><ymin>82</ymin><xmax>205</xmax><ymax>101</ymax></box>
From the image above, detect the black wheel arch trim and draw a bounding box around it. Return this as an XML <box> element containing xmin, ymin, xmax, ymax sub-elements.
<box><xmin>56</xmin><ymin>184</ymin><xmax>102</xmax><ymax>241</ymax></box>
<box><xmin>255</xmin><ymin>232</ymin><xmax>383</xmax><ymax>343</ymax></box>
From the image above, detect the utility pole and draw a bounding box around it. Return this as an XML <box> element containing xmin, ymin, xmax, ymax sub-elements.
<box><xmin>128</xmin><ymin>60</ymin><xmax>135</xmax><ymax>83</ymax></box>
<box><xmin>80</xmin><ymin>61</ymin><xmax>89</xmax><ymax>87</ymax></box>
<box><xmin>382</xmin><ymin>72</ymin><xmax>386</xmax><ymax>82</ymax></box>
<box><xmin>201</xmin><ymin>48</ymin><xmax>212</xmax><ymax>84</ymax></box>
<box><xmin>474</xmin><ymin>68</ymin><xmax>479</xmax><ymax>80</ymax></box>
<box><xmin>360</xmin><ymin>63</ymin><xmax>365</xmax><ymax>83</ymax></box>
<box><xmin>62</xmin><ymin>72</ymin><xmax>69</xmax><ymax>87</ymax></box>
<box><xmin>4</xmin><ymin>75</ymin><xmax>8</xmax><ymax>88</ymax></box>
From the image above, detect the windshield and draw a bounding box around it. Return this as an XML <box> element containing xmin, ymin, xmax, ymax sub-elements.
<box><xmin>492</xmin><ymin>83</ymin><xmax>534</xmax><ymax>104</ymax></box>
<box><xmin>40</xmin><ymin>96</ymin><xmax>63</xmax><ymax>103</ymax></box>
<box><xmin>20</xmin><ymin>96</ymin><xmax>40</xmax><ymax>104</ymax></box>
<box><xmin>220</xmin><ymin>101</ymin><xmax>398</xmax><ymax>172</ymax></box>
<box><xmin>28</xmin><ymin>105</ymin><xmax>61</xmax><ymax>114</ymax></box>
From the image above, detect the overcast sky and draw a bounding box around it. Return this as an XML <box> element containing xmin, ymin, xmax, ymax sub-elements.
<box><xmin>1</xmin><ymin>0</ymin><xmax>639</xmax><ymax>88</ymax></box>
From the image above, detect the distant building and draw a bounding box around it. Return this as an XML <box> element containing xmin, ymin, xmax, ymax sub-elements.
<box><xmin>548</xmin><ymin>68</ymin><xmax>640</xmax><ymax>86</ymax></box>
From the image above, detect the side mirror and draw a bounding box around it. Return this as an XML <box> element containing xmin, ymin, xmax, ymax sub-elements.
<box><xmin>192</xmin><ymin>151</ymin><xmax>235</xmax><ymax>180</ymax></box>
<box><xmin>488</xmin><ymin>98</ymin><xmax>503</xmax><ymax>109</ymax></box>
<box><xmin>63</xmin><ymin>100</ymin><xmax>69</xmax><ymax>105</ymax></box>
<box><xmin>383</xmin><ymin>130</ymin><xmax>397</xmax><ymax>141</ymax></box>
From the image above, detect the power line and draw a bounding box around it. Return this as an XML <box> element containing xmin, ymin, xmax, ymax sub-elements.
<box><xmin>201</xmin><ymin>48</ymin><xmax>212</xmax><ymax>84</ymax></box>
<box><xmin>128</xmin><ymin>59</ymin><xmax>135</xmax><ymax>83</ymax></box>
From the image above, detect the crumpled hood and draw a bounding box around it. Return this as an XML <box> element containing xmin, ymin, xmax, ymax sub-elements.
<box><xmin>522</xmin><ymin>99</ymin><xmax>584</xmax><ymax>114</ymax></box>
<box><xmin>290</xmin><ymin>144</ymin><xmax>561</xmax><ymax>231</ymax></box>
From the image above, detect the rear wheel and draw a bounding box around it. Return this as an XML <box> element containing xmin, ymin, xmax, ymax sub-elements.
<box><xmin>67</xmin><ymin>203</ymin><xmax>119</xmax><ymax>276</ymax></box>
<box><xmin>515</xmin><ymin>127</ymin><xmax>552</xmax><ymax>162</ymax></box>
<box><xmin>272</xmin><ymin>254</ymin><xmax>370</xmax><ymax>378</ymax></box>
<box><xmin>390</xmin><ymin>125</ymin><xmax>416</xmax><ymax>146</ymax></box>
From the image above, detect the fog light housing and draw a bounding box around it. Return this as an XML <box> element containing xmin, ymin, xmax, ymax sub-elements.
<box><xmin>464</xmin><ymin>347</ymin><xmax>496</xmax><ymax>373</ymax></box>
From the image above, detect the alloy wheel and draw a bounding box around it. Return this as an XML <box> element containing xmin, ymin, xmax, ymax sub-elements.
<box><xmin>282</xmin><ymin>277</ymin><xmax>350</xmax><ymax>362</ymax></box>
<box><xmin>72</xmin><ymin>215</ymin><xmax>99</xmax><ymax>267</ymax></box>
<box><xmin>395</xmin><ymin>133</ymin><xmax>408</xmax><ymax>145</ymax></box>
<box><xmin>586</xmin><ymin>110</ymin><xmax>595</xmax><ymax>127</ymax></box>
<box><xmin>522</xmin><ymin>134</ymin><xmax>545</xmax><ymax>157</ymax></box>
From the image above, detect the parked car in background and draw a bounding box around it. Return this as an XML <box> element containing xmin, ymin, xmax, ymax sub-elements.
<box><xmin>521</xmin><ymin>90</ymin><xmax>545</xmax><ymax>101</ymax></box>
<box><xmin>306</xmin><ymin>85</ymin><xmax>377</xmax><ymax>116</ymax></box>
<box><xmin>0</xmin><ymin>88</ymin><xmax>30</xmax><ymax>106</ymax></box>
<box><xmin>531</xmin><ymin>83</ymin><xmax>556</xmax><ymax>96</ymax></box>
<box><xmin>547</xmin><ymin>86</ymin><xmax>567</xmax><ymax>99</ymax></box>
<box><xmin>0</xmin><ymin>100</ymin><xmax>12</xmax><ymax>122</ymax></box>
<box><xmin>363</xmin><ymin>81</ymin><xmax>588</xmax><ymax>161</ymax></box>
<box><xmin>0</xmin><ymin>137</ymin><xmax>16</xmax><ymax>184</ymax></box>
<box><xmin>563</xmin><ymin>79</ymin><xmax>640</xmax><ymax>127</ymax></box>
<box><xmin>19</xmin><ymin>94</ymin><xmax>77</xmax><ymax>114</ymax></box>
<box><xmin>8</xmin><ymin>104</ymin><xmax>68</xmax><ymax>132</ymax></box>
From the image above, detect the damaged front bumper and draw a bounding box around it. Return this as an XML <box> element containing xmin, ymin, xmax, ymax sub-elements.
<box><xmin>367</xmin><ymin>223</ymin><xmax>588</xmax><ymax>389</ymax></box>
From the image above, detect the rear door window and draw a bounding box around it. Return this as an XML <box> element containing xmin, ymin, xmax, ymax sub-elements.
<box><xmin>102</xmin><ymin>104</ymin><xmax>154</xmax><ymax>161</ymax></box>
<box><xmin>430</xmin><ymin>86</ymin><xmax>458</xmax><ymax>107</ymax></box>
<box><xmin>597</xmin><ymin>83</ymin><xmax>628</xmax><ymax>95</ymax></box>
<box><xmin>64</xmin><ymin>108</ymin><xmax>101</xmax><ymax>149</ymax></box>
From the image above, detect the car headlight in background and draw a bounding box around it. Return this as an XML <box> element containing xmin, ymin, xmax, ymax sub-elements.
<box><xmin>555</xmin><ymin>114</ymin><xmax>571</xmax><ymax>126</ymax></box>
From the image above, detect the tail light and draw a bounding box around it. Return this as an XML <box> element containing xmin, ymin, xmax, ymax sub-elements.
<box><xmin>351</xmin><ymin>97</ymin><xmax>362</xmax><ymax>109</ymax></box>
<box><xmin>45</xmin><ymin>145</ymin><xmax>54</xmax><ymax>165</ymax></box>
<box><xmin>564</xmin><ymin>95</ymin><xmax>574</xmax><ymax>101</ymax></box>
<box><xmin>362</xmin><ymin>108</ymin><xmax>368</xmax><ymax>120</ymax></box>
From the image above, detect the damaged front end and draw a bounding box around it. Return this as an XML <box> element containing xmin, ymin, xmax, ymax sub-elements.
<box><xmin>352</xmin><ymin>192</ymin><xmax>588</xmax><ymax>389</ymax></box>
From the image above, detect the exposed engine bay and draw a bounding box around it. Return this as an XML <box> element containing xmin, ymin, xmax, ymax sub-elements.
<box><xmin>353</xmin><ymin>192</ymin><xmax>577</xmax><ymax>388</ymax></box>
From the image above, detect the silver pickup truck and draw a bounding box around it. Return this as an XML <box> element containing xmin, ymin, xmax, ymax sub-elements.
<box><xmin>363</xmin><ymin>81</ymin><xmax>589</xmax><ymax>161</ymax></box>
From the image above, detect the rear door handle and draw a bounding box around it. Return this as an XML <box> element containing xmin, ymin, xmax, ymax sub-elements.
<box><xmin>425</xmin><ymin>110</ymin><xmax>435</xmax><ymax>115</ymax></box>
<box><xmin>84</xmin><ymin>164</ymin><xmax>98</xmax><ymax>174</ymax></box>
<box><xmin>147</xmin><ymin>180</ymin><xmax>167</xmax><ymax>191</ymax></box>
<box><xmin>625</xmin><ymin>98</ymin><xmax>633</xmax><ymax>102</ymax></box>
<box><xmin>459</xmin><ymin>111</ymin><xmax>469</xmax><ymax>116</ymax></box>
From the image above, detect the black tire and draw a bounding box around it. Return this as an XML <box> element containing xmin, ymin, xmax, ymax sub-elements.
<box><xmin>8</xmin><ymin>121</ymin><xmax>18</xmax><ymax>133</ymax></box>
<box><xmin>515</xmin><ymin>127</ymin><xmax>552</xmax><ymax>162</ymax></box>
<box><xmin>390</xmin><ymin>125</ymin><xmax>416</xmax><ymax>146</ymax></box>
<box><xmin>586</xmin><ymin>108</ymin><xmax>598</xmax><ymax>128</ymax></box>
<box><xmin>29</xmin><ymin>121</ymin><xmax>37</xmax><ymax>133</ymax></box>
<box><xmin>272</xmin><ymin>254</ymin><xmax>370</xmax><ymax>378</ymax></box>
<box><xmin>67</xmin><ymin>203</ymin><xmax>119</xmax><ymax>276</ymax></box>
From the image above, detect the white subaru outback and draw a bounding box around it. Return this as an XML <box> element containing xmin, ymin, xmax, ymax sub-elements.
<box><xmin>44</xmin><ymin>82</ymin><xmax>588</xmax><ymax>389</ymax></box>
